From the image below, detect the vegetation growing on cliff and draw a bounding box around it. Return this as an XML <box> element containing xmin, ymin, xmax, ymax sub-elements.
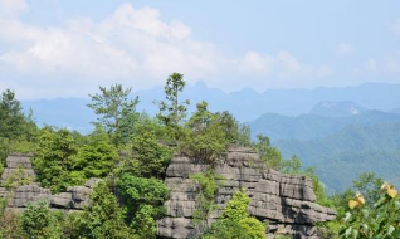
<box><xmin>0</xmin><ymin>73</ymin><xmax>399</xmax><ymax>238</ymax></box>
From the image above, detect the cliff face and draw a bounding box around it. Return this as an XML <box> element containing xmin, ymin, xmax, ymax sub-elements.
<box><xmin>157</xmin><ymin>146</ymin><xmax>336</xmax><ymax>239</ymax></box>
<box><xmin>0</xmin><ymin>149</ymin><xmax>336</xmax><ymax>239</ymax></box>
<box><xmin>0</xmin><ymin>152</ymin><xmax>100</xmax><ymax>213</ymax></box>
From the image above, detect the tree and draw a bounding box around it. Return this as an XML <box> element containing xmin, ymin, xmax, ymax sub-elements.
<box><xmin>0</xmin><ymin>89</ymin><xmax>25</xmax><ymax>140</ymax></box>
<box><xmin>255</xmin><ymin>134</ymin><xmax>284</xmax><ymax>170</ymax></box>
<box><xmin>0</xmin><ymin>197</ymin><xmax>23</xmax><ymax>238</ymax></box>
<box><xmin>204</xmin><ymin>190</ymin><xmax>265</xmax><ymax>239</ymax></box>
<box><xmin>339</xmin><ymin>181</ymin><xmax>400</xmax><ymax>238</ymax></box>
<box><xmin>67</xmin><ymin>181</ymin><xmax>137</xmax><ymax>239</ymax></box>
<box><xmin>183</xmin><ymin>102</ymin><xmax>226</xmax><ymax>162</ymax></box>
<box><xmin>33</xmin><ymin>128</ymin><xmax>78</xmax><ymax>193</ymax></box>
<box><xmin>351</xmin><ymin>172</ymin><xmax>384</xmax><ymax>208</ymax></box>
<box><xmin>191</xmin><ymin>170</ymin><xmax>224</xmax><ymax>233</ymax></box>
<box><xmin>215</xmin><ymin>112</ymin><xmax>251</xmax><ymax>146</ymax></box>
<box><xmin>87</xmin><ymin>84</ymin><xmax>139</xmax><ymax>146</ymax></box>
<box><xmin>155</xmin><ymin>73</ymin><xmax>190</xmax><ymax>141</ymax></box>
<box><xmin>117</xmin><ymin>174</ymin><xmax>167</xmax><ymax>238</ymax></box>
<box><xmin>72</xmin><ymin>128</ymin><xmax>118</xmax><ymax>180</ymax></box>
<box><xmin>130</xmin><ymin>131</ymin><xmax>172</xmax><ymax>179</ymax></box>
<box><xmin>22</xmin><ymin>201</ymin><xmax>64</xmax><ymax>239</ymax></box>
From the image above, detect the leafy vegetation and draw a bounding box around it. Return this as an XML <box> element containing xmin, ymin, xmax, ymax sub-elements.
<box><xmin>203</xmin><ymin>190</ymin><xmax>265</xmax><ymax>239</ymax></box>
<box><xmin>0</xmin><ymin>73</ymin><xmax>399</xmax><ymax>238</ymax></box>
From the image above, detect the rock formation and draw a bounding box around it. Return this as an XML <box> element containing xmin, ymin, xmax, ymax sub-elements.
<box><xmin>157</xmin><ymin>146</ymin><xmax>336</xmax><ymax>239</ymax></box>
<box><xmin>0</xmin><ymin>152</ymin><xmax>100</xmax><ymax>213</ymax></box>
<box><xmin>0</xmin><ymin>148</ymin><xmax>336</xmax><ymax>238</ymax></box>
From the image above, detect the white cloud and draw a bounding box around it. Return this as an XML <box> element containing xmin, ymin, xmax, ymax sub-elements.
<box><xmin>0</xmin><ymin>2</ymin><xmax>332</xmax><ymax>98</ymax></box>
<box><xmin>335</xmin><ymin>43</ymin><xmax>353</xmax><ymax>56</ymax></box>
<box><xmin>0</xmin><ymin>0</ymin><xmax>28</xmax><ymax>18</ymax></box>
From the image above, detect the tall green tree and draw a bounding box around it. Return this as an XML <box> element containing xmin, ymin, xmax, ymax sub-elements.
<box><xmin>204</xmin><ymin>190</ymin><xmax>265</xmax><ymax>239</ymax></box>
<box><xmin>130</xmin><ymin>131</ymin><xmax>172</xmax><ymax>179</ymax></box>
<box><xmin>22</xmin><ymin>201</ymin><xmax>64</xmax><ymax>239</ymax></box>
<box><xmin>72</xmin><ymin>128</ymin><xmax>118</xmax><ymax>181</ymax></box>
<box><xmin>117</xmin><ymin>174</ymin><xmax>167</xmax><ymax>239</ymax></box>
<box><xmin>183</xmin><ymin>102</ymin><xmax>226</xmax><ymax>161</ymax></box>
<box><xmin>33</xmin><ymin>128</ymin><xmax>78</xmax><ymax>193</ymax></box>
<box><xmin>0</xmin><ymin>89</ymin><xmax>26</xmax><ymax>140</ymax></box>
<box><xmin>155</xmin><ymin>73</ymin><xmax>190</xmax><ymax>141</ymax></box>
<box><xmin>87</xmin><ymin>84</ymin><xmax>139</xmax><ymax>146</ymax></box>
<box><xmin>67</xmin><ymin>181</ymin><xmax>137</xmax><ymax>239</ymax></box>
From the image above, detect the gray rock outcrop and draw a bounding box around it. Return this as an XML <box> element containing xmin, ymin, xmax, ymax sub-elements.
<box><xmin>0</xmin><ymin>152</ymin><xmax>100</xmax><ymax>213</ymax></box>
<box><xmin>157</xmin><ymin>146</ymin><xmax>336</xmax><ymax>239</ymax></box>
<box><xmin>0</xmin><ymin>149</ymin><xmax>337</xmax><ymax>239</ymax></box>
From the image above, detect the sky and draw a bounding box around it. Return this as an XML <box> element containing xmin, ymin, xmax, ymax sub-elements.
<box><xmin>0</xmin><ymin>0</ymin><xmax>400</xmax><ymax>99</ymax></box>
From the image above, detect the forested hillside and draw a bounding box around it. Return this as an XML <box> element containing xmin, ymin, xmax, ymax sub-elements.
<box><xmin>247</xmin><ymin>110</ymin><xmax>400</xmax><ymax>142</ymax></box>
<box><xmin>275</xmin><ymin>122</ymin><xmax>400</xmax><ymax>192</ymax></box>
<box><xmin>1</xmin><ymin>74</ymin><xmax>400</xmax><ymax>238</ymax></box>
<box><xmin>247</xmin><ymin>108</ymin><xmax>400</xmax><ymax>192</ymax></box>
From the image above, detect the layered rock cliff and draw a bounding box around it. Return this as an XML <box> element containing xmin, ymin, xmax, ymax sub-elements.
<box><xmin>157</xmin><ymin>146</ymin><xmax>336</xmax><ymax>239</ymax></box>
<box><xmin>0</xmin><ymin>149</ymin><xmax>336</xmax><ymax>238</ymax></box>
<box><xmin>0</xmin><ymin>152</ymin><xmax>99</xmax><ymax>213</ymax></box>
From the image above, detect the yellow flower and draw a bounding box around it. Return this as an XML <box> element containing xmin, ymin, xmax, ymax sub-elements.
<box><xmin>348</xmin><ymin>199</ymin><xmax>359</xmax><ymax>209</ymax></box>
<box><xmin>388</xmin><ymin>185</ymin><xmax>397</xmax><ymax>198</ymax></box>
<box><xmin>356</xmin><ymin>192</ymin><xmax>366</xmax><ymax>205</ymax></box>
<box><xmin>380</xmin><ymin>181</ymin><xmax>389</xmax><ymax>192</ymax></box>
<box><xmin>380</xmin><ymin>182</ymin><xmax>397</xmax><ymax>198</ymax></box>
<box><xmin>348</xmin><ymin>192</ymin><xmax>366</xmax><ymax>209</ymax></box>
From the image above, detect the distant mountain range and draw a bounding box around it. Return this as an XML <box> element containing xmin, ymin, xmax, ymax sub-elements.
<box><xmin>246</xmin><ymin>106</ymin><xmax>400</xmax><ymax>192</ymax></box>
<box><xmin>20</xmin><ymin>82</ymin><xmax>400</xmax><ymax>192</ymax></box>
<box><xmin>274</xmin><ymin>122</ymin><xmax>400</xmax><ymax>193</ymax></box>
<box><xmin>310</xmin><ymin>101</ymin><xmax>367</xmax><ymax>117</ymax></box>
<box><xmin>22</xmin><ymin>82</ymin><xmax>400</xmax><ymax>133</ymax></box>
<box><xmin>391</xmin><ymin>107</ymin><xmax>400</xmax><ymax>114</ymax></box>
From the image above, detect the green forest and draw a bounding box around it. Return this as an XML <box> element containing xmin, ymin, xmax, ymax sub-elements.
<box><xmin>0</xmin><ymin>73</ymin><xmax>400</xmax><ymax>238</ymax></box>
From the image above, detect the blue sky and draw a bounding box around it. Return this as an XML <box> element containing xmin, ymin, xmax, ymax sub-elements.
<box><xmin>0</xmin><ymin>0</ymin><xmax>399</xmax><ymax>99</ymax></box>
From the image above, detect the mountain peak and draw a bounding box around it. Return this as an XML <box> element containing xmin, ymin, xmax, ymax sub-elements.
<box><xmin>310</xmin><ymin>101</ymin><xmax>367</xmax><ymax>117</ymax></box>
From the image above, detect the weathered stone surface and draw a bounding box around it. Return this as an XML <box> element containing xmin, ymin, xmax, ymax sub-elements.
<box><xmin>0</xmin><ymin>148</ymin><xmax>337</xmax><ymax>239</ymax></box>
<box><xmin>0</xmin><ymin>153</ymin><xmax>99</xmax><ymax>212</ymax></box>
<box><xmin>157</xmin><ymin>146</ymin><xmax>337</xmax><ymax>239</ymax></box>
<box><xmin>0</xmin><ymin>152</ymin><xmax>36</xmax><ymax>186</ymax></box>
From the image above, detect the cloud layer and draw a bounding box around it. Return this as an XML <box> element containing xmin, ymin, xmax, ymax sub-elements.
<box><xmin>0</xmin><ymin>1</ymin><xmax>338</xmax><ymax>98</ymax></box>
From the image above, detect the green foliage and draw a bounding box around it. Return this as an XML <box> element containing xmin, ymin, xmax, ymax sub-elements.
<box><xmin>33</xmin><ymin>128</ymin><xmax>78</xmax><ymax>193</ymax></box>
<box><xmin>320</xmin><ymin>173</ymin><xmax>387</xmax><ymax>237</ymax></box>
<box><xmin>339</xmin><ymin>182</ymin><xmax>400</xmax><ymax>238</ymax></box>
<box><xmin>255</xmin><ymin>134</ymin><xmax>283</xmax><ymax>170</ymax></box>
<box><xmin>87</xmin><ymin>84</ymin><xmax>139</xmax><ymax>146</ymax></box>
<box><xmin>72</xmin><ymin>128</ymin><xmax>117</xmax><ymax>180</ymax></box>
<box><xmin>155</xmin><ymin>72</ymin><xmax>190</xmax><ymax>141</ymax></box>
<box><xmin>67</xmin><ymin>181</ymin><xmax>137</xmax><ymax>239</ymax></box>
<box><xmin>0</xmin><ymin>197</ymin><xmax>23</xmax><ymax>239</ymax></box>
<box><xmin>0</xmin><ymin>89</ymin><xmax>26</xmax><ymax>140</ymax></box>
<box><xmin>182</xmin><ymin>102</ymin><xmax>227</xmax><ymax>161</ymax></box>
<box><xmin>1</xmin><ymin>165</ymin><xmax>34</xmax><ymax>189</ymax></box>
<box><xmin>117</xmin><ymin>173</ymin><xmax>167</xmax><ymax>238</ymax></box>
<box><xmin>351</xmin><ymin>172</ymin><xmax>384</xmax><ymax>208</ymax></box>
<box><xmin>190</xmin><ymin>170</ymin><xmax>224</xmax><ymax>232</ymax></box>
<box><xmin>204</xmin><ymin>190</ymin><xmax>265</xmax><ymax>239</ymax></box>
<box><xmin>22</xmin><ymin>201</ymin><xmax>63</xmax><ymax>239</ymax></box>
<box><xmin>274</xmin><ymin>122</ymin><xmax>400</xmax><ymax>192</ymax></box>
<box><xmin>129</xmin><ymin>131</ymin><xmax>172</xmax><ymax>179</ymax></box>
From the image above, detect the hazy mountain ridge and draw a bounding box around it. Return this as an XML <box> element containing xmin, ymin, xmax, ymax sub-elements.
<box><xmin>22</xmin><ymin>82</ymin><xmax>400</xmax><ymax>133</ymax></box>
<box><xmin>247</xmin><ymin>110</ymin><xmax>400</xmax><ymax>142</ymax></box>
<box><xmin>270</xmin><ymin>121</ymin><xmax>400</xmax><ymax>192</ymax></box>
<box><xmin>310</xmin><ymin>101</ymin><xmax>367</xmax><ymax>117</ymax></box>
